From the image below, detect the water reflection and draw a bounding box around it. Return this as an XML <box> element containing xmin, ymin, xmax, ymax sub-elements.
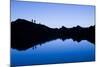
<box><xmin>12</xmin><ymin>36</ymin><xmax>95</xmax><ymax>51</ymax></box>
<box><xmin>11</xmin><ymin>39</ymin><xmax>95</xmax><ymax>66</ymax></box>
<box><xmin>11</xmin><ymin>19</ymin><xmax>95</xmax><ymax>51</ymax></box>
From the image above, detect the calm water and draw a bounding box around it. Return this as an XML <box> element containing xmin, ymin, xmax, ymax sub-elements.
<box><xmin>11</xmin><ymin>39</ymin><xmax>95</xmax><ymax>66</ymax></box>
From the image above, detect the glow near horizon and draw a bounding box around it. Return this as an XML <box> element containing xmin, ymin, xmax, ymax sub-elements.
<box><xmin>11</xmin><ymin>0</ymin><xmax>95</xmax><ymax>28</ymax></box>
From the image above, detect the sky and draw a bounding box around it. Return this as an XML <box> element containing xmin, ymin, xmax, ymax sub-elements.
<box><xmin>11</xmin><ymin>0</ymin><xmax>95</xmax><ymax>28</ymax></box>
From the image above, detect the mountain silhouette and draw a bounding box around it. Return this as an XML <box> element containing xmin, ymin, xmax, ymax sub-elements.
<box><xmin>11</xmin><ymin>19</ymin><xmax>95</xmax><ymax>50</ymax></box>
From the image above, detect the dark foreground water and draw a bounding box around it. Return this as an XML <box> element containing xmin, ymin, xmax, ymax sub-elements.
<box><xmin>11</xmin><ymin>39</ymin><xmax>95</xmax><ymax>66</ymax></box>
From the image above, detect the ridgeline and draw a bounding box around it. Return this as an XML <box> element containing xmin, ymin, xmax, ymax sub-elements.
<box><xmin>11</xmin><ymin>19</ymin><xmax>95</xmax><ymax>50</ymax></box>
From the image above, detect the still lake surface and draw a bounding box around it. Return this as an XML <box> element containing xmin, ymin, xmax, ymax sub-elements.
<box><xmin>11</xmin><ymin>39</ymin><xmax>95</xmax><ymax>66</ymax></box>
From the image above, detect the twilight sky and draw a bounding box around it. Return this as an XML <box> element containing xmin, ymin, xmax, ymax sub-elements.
<box><xmin>11</xmin><ymin>0</ymin><xmax>95</xmax><ymax>28</ymax></box>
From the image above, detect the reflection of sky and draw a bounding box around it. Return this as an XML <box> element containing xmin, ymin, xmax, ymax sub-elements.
<box><xmin>11</xmin><ymin>0</ymin><xmax>95</xmax><ymax>28</ymax></box>
<box><xmin>11</xmin><ymin>39</ymin><xmax>95</xmax><ymax>66</ymax></box>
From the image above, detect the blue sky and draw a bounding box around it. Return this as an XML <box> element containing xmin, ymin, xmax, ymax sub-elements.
<box><xmin>11</xmin><ymin>0</ymin><xmax>95</xmax><ymax>28</ymax></box>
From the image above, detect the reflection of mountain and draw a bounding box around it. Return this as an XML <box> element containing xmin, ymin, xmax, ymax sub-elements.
<box><xmin>11</xmin><ymin>19</ymin><xmax>95</xmax><ymax>50</ymax></box>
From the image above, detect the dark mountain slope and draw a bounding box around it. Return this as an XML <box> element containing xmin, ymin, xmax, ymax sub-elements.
<box><xmin>11</xmin><ymin>19</ymin><xmax>95</xmax><ymax>50</ymax></box>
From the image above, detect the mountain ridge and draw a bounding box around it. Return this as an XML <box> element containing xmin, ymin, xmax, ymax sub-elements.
<box><xmin>11</xmin><ymin>19</ymin><xmax>95</xmax><ymax>50</ymax></box>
